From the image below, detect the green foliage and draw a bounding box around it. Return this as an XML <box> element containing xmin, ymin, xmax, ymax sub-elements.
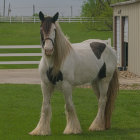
<box><xmin>33</xmin><ymin>13</ymin><xmax>39</xmax><ymax>17</ymax></box>
<box><xmin>81</xmin><ymin>0</ymin><xmax>129</xmax><ymax>30</ymax></box>
<box><xmin>81</xmin><ymin>0</ymin><xmax>113</xmax><ymax>31</ymax></box>
<box><xmin>0</xmin><ymin>84</ymin><xmax>140</xmax><ymax>140</ymax></box>
<box><xmin>98</xmin><ymin>3</ymin><xmax>113</xmax><ymax>30</ymax></box>
<box><xmin>81</xmin><ymin>0</ymin><xmax>96</xmax><ymax>17</ymax></box>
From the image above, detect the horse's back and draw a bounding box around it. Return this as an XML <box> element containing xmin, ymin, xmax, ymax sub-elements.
<box><xmin>71</xmin><ymin>39</ymin><xmax>116</xmax><ymax>64</ymax></box>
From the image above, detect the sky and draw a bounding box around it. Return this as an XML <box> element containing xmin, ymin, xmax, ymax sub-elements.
<box><xmin>0</xmin><ymin>0</ymin><xmax>85</xmax><ymax>16</ymax></box>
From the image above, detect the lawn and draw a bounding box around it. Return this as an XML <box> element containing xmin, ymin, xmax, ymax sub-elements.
<box><xmin>0</xmin><ymin>23</ymin><xmax>112</xmax><ymax>69</ymax></box>
<box><xmin>0</xmin><ymin>84</ymin><xmax>140</xmax><ymax>140</ymax></box>
<box><xmin>0</xmin><ymin>23</ymin><xmax>113</xmax><ymax>45</ymax></box>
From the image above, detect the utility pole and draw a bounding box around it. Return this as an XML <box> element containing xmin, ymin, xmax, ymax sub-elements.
<box><xmin>70</xmin><ymin>6</ymin><xmax>73</xmax><ymax>17</ymax></box>
<box><xmin>3</xmin><ymin>0</ymin><xmax>5</xmax><ymax>16</ymax></box>
<box><xmin>8</xmin><ymin>3</ymin><xmax>11</xmax><ymax>16</ymax></box>
<box><xmin>33</xmin><ymin>4</ymin><xmax>35</xmax><ymax>16</ymax></box>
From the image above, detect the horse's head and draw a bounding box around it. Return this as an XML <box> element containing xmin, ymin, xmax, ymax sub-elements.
<box><xmin>39</xmin><ymin>11</ymin><xmax>59</xmax><ymax>56</ymax></box>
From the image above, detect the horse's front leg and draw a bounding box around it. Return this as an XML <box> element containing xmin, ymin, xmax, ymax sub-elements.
<box><xmin>62</xmin><ymin>81</ymin><xmax>82</xmax><ymax>134</ymax></box>
<box><xmin>29</xmin><ymin>81</ymin><xmax>54</xmax><ymax>135</ymax></box>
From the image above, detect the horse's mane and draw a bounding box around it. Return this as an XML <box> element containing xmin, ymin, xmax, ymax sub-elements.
<box><xmin>53</xmin><ymin>22</ymin><xmax>72</xmax><ymax>74</ymax></box>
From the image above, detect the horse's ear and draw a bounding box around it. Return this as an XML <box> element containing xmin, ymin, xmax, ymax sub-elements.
<box><xmin>52</xmin><ymin>12</ymin><xmax>59</xmax><ymax>23</ymax></box>
<box><xmin>39</xmin><ymin>11</ymin><xmax>44</xmax><ymax>21</ymax></box>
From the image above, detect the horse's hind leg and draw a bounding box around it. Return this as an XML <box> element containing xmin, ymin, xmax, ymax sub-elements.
<box><xmin>91</xmin><ymin>81</ymin><xmax>100</xmax><ymax>100</ymax></box>
<box><xmin>89</xmin><ymin>77</ymin><xmax>110</xmax><ymax>131</ymax></box>
<box><xmin>62</xmin><ymin>81</ymin><xmax>82</xmax><ymax>134</ymax></box>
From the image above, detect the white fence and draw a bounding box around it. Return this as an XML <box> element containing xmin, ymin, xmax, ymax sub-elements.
<box><xmin>0</xmin><ymin>45</ymin><xmax>41</xmax><ymax>64</ymax></box>
<box><xmin>0</xmin><ymin>38</ymin><xmax>111</xmax><ymax>65</ymax></box>
<box><xmin>0</xmin><ymin>16</ymin><xmax>96</xmax><ymax>23</ymax></box>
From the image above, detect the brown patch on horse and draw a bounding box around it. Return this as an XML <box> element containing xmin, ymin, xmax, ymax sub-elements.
<box><xmin>40</xmin><ymin>17</ymin><xmax>54</xmax><ymax>46</ymax></box>
<box><xmin>46</xmin><ymin>67</ymin><xmax>63</xmax><ymax>85</ymax></box>
<box><xmin>98</xmin><ymin>62</ymin><xmax>106</xmax><ymax>79</ymax></box>
<box><xmin>41</xmin><ymin>17</ymin><xmax>53</xmax><ymax>35</ymax></box>
<box><xmin>90</xmin><ymin>42</ymin><xmax>106</xmax><ymax>59</ymax></box>
<box><xmin>40</xmin><ymin>29</ymin><xmax>44</xmax><ymax>45</ymax></box>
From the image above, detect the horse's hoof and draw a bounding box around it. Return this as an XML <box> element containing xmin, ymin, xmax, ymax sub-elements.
<box><xmin>29</xmin><ymin>129</ymin><xmax>51</xmax><ymax>136</ymax></box>
<box><xmin>63</xmin><ymin>127</ymin><xmax>82</xmax><ymax>134</ymax></box>
<box><xmin>89</xmin><ymin>119</ymin><xmax>106</xmax><ymax>131</ymax></box>
<box><xmin>89</xmin><ymin>125</ymin><xmax>105</xmax><ymax>131</ymax></box>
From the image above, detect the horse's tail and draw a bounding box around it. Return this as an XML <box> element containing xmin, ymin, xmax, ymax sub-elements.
<box><xmin>105</xmin><ymin>69</ymin><xmax>119</xmax><ymax>129</ymax></box>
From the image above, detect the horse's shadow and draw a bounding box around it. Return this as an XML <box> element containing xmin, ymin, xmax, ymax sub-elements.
<box><xmin>81</xmin><ymin>127</ymin><xmax>140</xmax><ymax>137</ymax></box>
<box><xmin>54</xmin><ymin>128</ymin><xmax>140</xmax><ymax>137</ymax></box>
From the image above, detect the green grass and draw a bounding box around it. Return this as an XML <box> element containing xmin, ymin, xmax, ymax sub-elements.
<box><xmin>0</xmin><ymin>23</ymin><xmax>112</xmax><ymax>69</ymax></box>
<box><xmin>0</xmin><ymin>23</ymin><xmax>112</xmax><ymax>45</ymax></box>
<box><xmin>0</xmin><ymin>84</ymin><xmax>140</xmax><ymax>140</ymax></box>
<box><xmin>60</xmin><ymin>23</ymin><xmax>113</xmax><ymax>43</ymax></box>
<box><xmin>0</xmin><ymin>64</ymin><xmax>38</xmax><ymax>69</ymax></box>
<box><xmin>0</xmin><ymin>23</ymin><xmax>40</xmax><ymax>45</ymax></box>
<box><xmin>0</xmin><ymin>56</ymin><xmax>41</xmax><ymax>61</ymax></box>
<box><xmin>0</xmin><ymin>48</ymin><xmax>41</xmax><ymax>53</ymax></box>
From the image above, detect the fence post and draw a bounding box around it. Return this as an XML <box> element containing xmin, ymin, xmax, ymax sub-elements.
<box><xmin>10</xmin><ymin>16</ymin><xmax>11</xmax><ymax>23</ymax></box>
<box><xmin>108</xmin><ymin>38</ymin><xmax>111</xmax><ymax>46</ymax></box>
<box><xmin>34</xmin><ymin>16</ymin><xmax>35</xmax><ymax>23</ymax></box>
<box><xmin>80</xmin><ymin>17</ymin><xmax>82</xmax><ymax>23</ymax></box>
<box><xmin>92</xmin><ymin>17</ymin><xmax>94</xmax><ymax>23</ymax></box>
<box><xmin>22</xmin><ymin>16</ymin><xmax>23</xmax><ymax>23</ymax></box>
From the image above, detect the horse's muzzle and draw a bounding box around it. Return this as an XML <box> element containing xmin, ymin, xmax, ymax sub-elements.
<box><xmin>45</xmin><ymin>49</ymin><xmax>54</xmax><ymax>56</ymax></box>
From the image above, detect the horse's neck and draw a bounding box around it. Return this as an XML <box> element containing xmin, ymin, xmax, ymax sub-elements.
<box><xmin>43</xmin><ymin>55</ymin><xmax>54</xmax><ymax>68</ymax></box>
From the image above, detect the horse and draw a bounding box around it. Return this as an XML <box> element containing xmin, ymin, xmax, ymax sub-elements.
<box><xmin>29</xmin><ymin>11</ymin><xmax>119</xmax><ymax>135</ymax></box>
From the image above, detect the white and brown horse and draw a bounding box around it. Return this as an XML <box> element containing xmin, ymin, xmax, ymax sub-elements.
<box><xmin>29</xmin><ymin>12</ymin><xmax>119</xmax><ymax>135</ymax></box>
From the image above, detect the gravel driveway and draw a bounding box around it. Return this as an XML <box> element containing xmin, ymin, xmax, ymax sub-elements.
<box><xmin>0</xmin><ymin>69</ymin><xmax>140</xmax><ymax>89</ymax></box>
<box><xmin>0</xmin><ymin>69</ymin><xmax>41</xmax><ymax>84</ymax></box>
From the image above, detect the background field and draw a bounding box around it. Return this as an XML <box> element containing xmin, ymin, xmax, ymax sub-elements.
<box><xmin>0</xmin><ymin>84</ymin><xmax>140</xmax><ymax>140</ymax></box>
<box><xmin>0</xmin><ymin>23</ymin><xmax>112</xmax><ymax>45</ymax></box>
<box><xmin>0</xmin><ymin>23</ymin><xmax>112</xmax><ymax>69</ymax></box>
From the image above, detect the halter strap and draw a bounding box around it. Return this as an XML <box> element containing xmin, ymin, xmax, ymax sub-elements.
<box><xmin>44</xmin><ymin>37</ymin><xmax>55</xmax><ymax>46</ymax></box>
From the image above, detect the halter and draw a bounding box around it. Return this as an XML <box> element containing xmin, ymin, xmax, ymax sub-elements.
<box><xmin>43</xmin><ymin>37</ymin><xmax>55</xmax><ymax>46</ymax></box>
<box><xmin>41</xmin><ymin>28</ymin><xmax>56</xmax><ymax>48</ymax></box>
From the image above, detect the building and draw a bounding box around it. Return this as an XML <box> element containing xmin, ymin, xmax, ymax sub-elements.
<box><xmin>111</xmin><ymin>0</ymin><xmax>140</xmax><ymax>76</ymax></box>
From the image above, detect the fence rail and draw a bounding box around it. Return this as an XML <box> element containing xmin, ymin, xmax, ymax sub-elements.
<box><xmin>0</xmin><ymin>53</ymin><xmax>42</xmax><ymax>57</ymax></box>
<box><xmin>0</xmin><ymin>16</ymin><xmax>110</xmax><ymax>23</ymax></box>
<box><xmin>0</xmin><ymin>38</ymin><xmax>111</xmax><ymax>65</ymax></box>
<box><xmin>0</xmin><ymin>45</ymin><xmax>41</xmax><ymax>64</ymax></box>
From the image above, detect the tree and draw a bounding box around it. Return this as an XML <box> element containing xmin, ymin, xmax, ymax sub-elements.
<box><xmin>81</xmin><ymin>0</ymin><xmax>112</xmax><ymax>30</ymax></box>
<box><xmin>81</xmin><ymin>0</ymin><xmax>129</xmax><ymax>31</ymax></box>
<box><xmin>81</xmin><ymin>0</ymin><xmax>96</xmax><ymax>17</ymax></box>
<box><xmin>33</xmin><ymin>13</ymin><xmax>39</xmax><ymax>17</ymax></box>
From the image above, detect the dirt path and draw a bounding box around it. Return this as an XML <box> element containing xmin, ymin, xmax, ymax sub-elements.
<box><xmin>119</xmin><ymin>71</ymin><xmax>140</xmax><ymax>90</ymax></box>
<box><xmin>0</xmin><ymin>69</ymin><xmax>140</xmax><ymax>89</ymax></box>
<box><xmin>0</xmin><ymin>69</ymin><xmax>41</xmax><ymax>84</ymax></box>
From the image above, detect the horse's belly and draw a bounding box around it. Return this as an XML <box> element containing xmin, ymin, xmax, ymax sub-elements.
<box><xmin>73</xmin><ymin>57</ymin><xmax>100</xmax><ymax>85</ymax></box>
<box><xmin>62</xmin><ymin>46</ymin><xmax>104</xmax><ymax>86</ymax></box>
<box><xmin>71</xmin><ymin>49</ymin><xmax>102</xmax><ymax>85</ymax></box>
<box><xmin>73</xmin><ymin>68</ymin><xmax>98</xmax><ymax>85</ymax></box>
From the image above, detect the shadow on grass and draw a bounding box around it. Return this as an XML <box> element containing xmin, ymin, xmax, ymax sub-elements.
<box><xmin>26</xmin><ymin>127</ymin><xmax>140</xmax><ymax>140</ymax></box>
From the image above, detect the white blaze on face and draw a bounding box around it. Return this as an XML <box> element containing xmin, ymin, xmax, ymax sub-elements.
<box><xmin>44</xmin><ymin>24</ymin><xmax>56</xmax><ymax>56</ymax></box>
